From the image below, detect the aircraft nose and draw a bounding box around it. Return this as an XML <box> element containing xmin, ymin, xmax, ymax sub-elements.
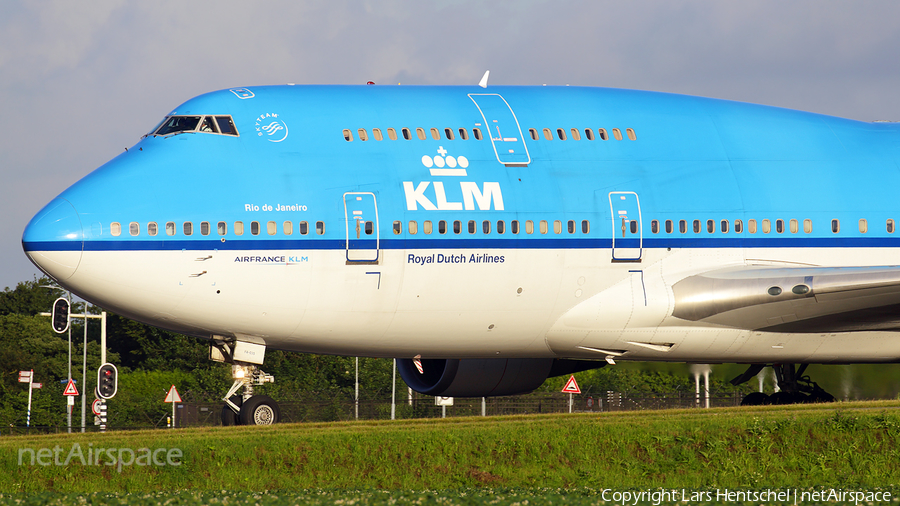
<box><xmin>22</xmin><ymin>197</ymin><xmax>84</xmax><ymax>281</ymax></box>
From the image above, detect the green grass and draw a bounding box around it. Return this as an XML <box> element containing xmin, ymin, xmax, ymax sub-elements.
<box><xmin>1</xmin><ymin>401</ymin><xmax>900</xmax><ymax>501</ymax></box>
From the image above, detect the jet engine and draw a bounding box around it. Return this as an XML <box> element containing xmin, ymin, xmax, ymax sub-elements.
<box><xmin>397</xmin><ymin>358</ymin><xmax>604</xmax><ymax>397</ymax></box>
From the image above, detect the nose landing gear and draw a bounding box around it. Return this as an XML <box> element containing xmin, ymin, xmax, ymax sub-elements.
<box><xmin>732</xmin><ymin>363</ymin><xmax>835</xmax><ymax>406</ymax></box>
<box><xmin>221</xmin><ymin>364</ymin><xmax>280</xmax><ymax>425</ymax></box>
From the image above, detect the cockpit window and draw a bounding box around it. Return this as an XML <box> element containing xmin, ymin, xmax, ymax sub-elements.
<box><xmin>151</xmin><ymin>115</ymin><xmax>239</xmax><ymax>137</ymax></box>
<box><xmin>215</xmin><ymin>116</ymin><xmax>237</xmax><ymax>135</ymax></box>
<box><xmin>155</xmin><ymin>116</ymin><xmax>201</xmax><ymax>136</ymax></box>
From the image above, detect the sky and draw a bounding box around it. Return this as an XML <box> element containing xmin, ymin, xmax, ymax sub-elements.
<box><xmin>2</xmin><ymin>0</ymin><xmax>900</xmax><ymax>291</ymax></box>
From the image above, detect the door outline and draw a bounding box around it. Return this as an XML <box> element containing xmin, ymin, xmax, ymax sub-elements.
<box><xmin>609</xmin><ymin>191</ymin><xmax>642</xmax><ymax>262</ymax></box>
<box><xmin>468</xmin><ymin>93</ymin><xmax>531</xmax><ymax>167</ymax></box>
<box><xmin>343</xmin><ymin>192</ymin><xmax>379</xmax><ymax>263</ymax></box>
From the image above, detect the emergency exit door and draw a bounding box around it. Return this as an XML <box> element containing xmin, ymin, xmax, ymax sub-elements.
<box><xmin>344</xmin><ymin>192</ymin><xmax>379</xmax><ymax>263</ymax></box>
<box><xmin>609</xmin><ymin>191</ymin><xmax>642</xmax><ymax>261</ymax></box>
<box><xmin>468</xmin><ymin>94</ymin><xmax>531</xmax><ymax>166</ymax></box>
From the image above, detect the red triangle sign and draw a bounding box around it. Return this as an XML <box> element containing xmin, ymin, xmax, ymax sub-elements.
<box><xmin>63</xmin><ymin>379</ymin><xmax>79</xmax><ymax>396</ymax></box>
<box><xmin>164</xmin><ymin>385</ymin><xmax>182</xmax><ymax>403</ymax></box>
<box><xmin>561</xmin><ymin>375</ymin><xmax>581</xmax><ymax>394</ymax></box>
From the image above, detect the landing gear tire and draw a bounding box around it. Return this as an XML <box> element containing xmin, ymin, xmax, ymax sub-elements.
<box><xmin>240</xmin><ymin>395</ymin><xmax>280</xmax><ymax>425</ymax></box>
<box><xmin>740</xmin><ymin>392</ymin><xmax>770</xmax><ymax>406</ymax></box>
<box><xmin>222</xmin><ymin>395</ymin><xmax>242</xmax><ymax>426</ymax></box>
<box><xmin>769</xmin><ymin>391</ymin><xmax>800</xmax><ymax>405</ymax></box>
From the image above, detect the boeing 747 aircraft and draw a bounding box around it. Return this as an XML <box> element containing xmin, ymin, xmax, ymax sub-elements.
<box><xmin>22</xmin><ymin>76</ymin><xmax>900</xmax><ymax>424</ymax></box>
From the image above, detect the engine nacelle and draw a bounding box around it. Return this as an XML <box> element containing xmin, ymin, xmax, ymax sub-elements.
<box><xmin>397</xmin><ymin>358</ymin><xmax>605</xmax><ymax>397</ymax></box>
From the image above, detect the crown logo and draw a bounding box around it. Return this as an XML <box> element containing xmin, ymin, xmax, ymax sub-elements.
<box><xmin>421</xmin><ymin>146</ymin><xmax>468</xmax><ymax>176</ymax></box>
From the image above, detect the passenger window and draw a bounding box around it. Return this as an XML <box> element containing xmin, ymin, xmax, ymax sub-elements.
<box><xmin>556</xmin><ymin>128</ymin><xmax>567</xmax><ymax>140</ymax></box>
<box><xmin>665</xmin><ymin>220</ymin><xmax>673</xmax><ymax>234</ymax></box>
<box><xmin>776</xmin><ymin>219</ymin><xmax>784</xmax><ymax>234</ymax></box>
<box><xmin>512</xmin><ymin>220</ymin><xmax>520</xmax><ymax>234</ymax></box>
<box><xmin>453</xmin><ymin>220</ymin><xmax>461</xmax><ymax>234</ymax></box>
<box><xmin>283</xmin><ymin>221</ymin><xmax>292</xmax><ymax>235</ymax></box>
<box><xmin>183</xmin><ymin>222</ymin><xmax>193</xmax><ymax>236</ymax></box>
<box><xmin>372</xmin><ymin>128</ymin><xmax>383</xmax><ymax>141</ymax></box>
<box><xmin>585</xmin><ymin>129</ymin><xmax>595</xmax><ymax>141</ymax></box>
<box><xmin>859</xmin><ymin>219</ymin><xmax>868</xmax><ymax>233</ymax></box>
<box><xmin>598</xmin><ymin>128</ymin><xmax>608</xmax><ymax>141</ymax></box>
<box><xmin>735</xmin><ymin>220</ymin><xmax>743</xmax><ymax>233</ymax></box>
<box><xmin>267</xmin><ymin>221</ymin><xmax>277</xmax><ymax>235</ymax></box>
<box><xmin>148</xmin><ymin>222</ymin><xmax>158</xmax><ymax>236</ymax></box>
<box><xmin>540</xmin><ymin>220</ymin><xmax>548</xmax><ymax>234</ymax></box>
<box><xmin>762</xmin><ymin>219</ymin><xmax>771</xmax><ymax>234</ymax></box>
<box><xmin>218</xmin><ymin>221</ymin><xmax>227</xmax><ymax>235</ymax></box>
<box><xmin>423</xmin><ymin>220</ymin><xmax>432</xmax><ymax>234</ymax></box>
<box><xmin>444</xmin><ymin>128</ymin><xmax>455</xmax><ymax>140</ymax></box>
<box><xmin>554</xmin><ymin>220</ymin><xmax>562</xmax><ymax>234</ymax></box>
<box><xmin>630</xmin><ymin>221</ymin><xmax>637</xmax><ymax>234</ymax></box>
<box><xmin>200</xmin><ymin>222</ymin><xmax>210</xmax><ymax>236</ymax></box>
<box><xmin>430</xmin><ymin>128</ymin><xmax>440</xmax><ymax>140</ymax></box>
<box><xmin>251</xmin><ymin>221</ymin><xmax>260</xmax><ymax>235</ymax></box>
<box><xmin>343</xmin><ymin>129</ymin><xmax>353</xmax><ymax>141</ymax></box>
<box><xmin>401</xmin><ymin>128</ymin><xmax>411</xmax><ymax>140</ymax></box>
<box><xmin>888</xmin><ymin>219</ymin><xmax>895</xmax><ymax>234</ymax></box>
<box><xmin>529</xmin><ymin>128</ymin><xmax>539</xmax><ymax>140</ymax></box>
<box><xmin>832</xmin><ymin>219</ymin><xmax>840</xmax><ymax>233</ymax></box>
<box><xmin>129</xmin><ymin>222</ymin><xmax>139</xmax><ymax>236</ymax></box>
<box><xmin>234</xmin><ymin>222</ymin><xmax>244</xmax><ymax>236</ymax></box>
<box><xmin>468</xmin><ymin>220</ymin><xmax>476</xmax><ymax>234</ymax></box>
<box><xmin>581</xmin><ymin>220</ymin><xmax>590</xmax><ymax>234</ymax></box>
<box><xmin>804</xmin><ymin>219</ymin><xmax>812</xmax><ymax>233</ymax></box>
<box><xmin>526</xmin><ymin>220</ymin><xmax>534</xmax><ymax>234</ymax></box>
<box><xmin>165</xmin><ymin>222</ymin><xmax>175</xmax><ymax>236</ymax></box>
<box><xmin>693</xmin><ymin>220</ymin><xmax>700</xmax><ymax>233</ymax></box>
<box><xmin>365</xmin><ymin>221</ymin><xmax>373</xmax><ymax>235</ymax></box>
<box><xmin>416</xmin><ymin>128</ymin><xmax>426</xmax><ymax>140</ymax></box>
<box><xmin>612</xmin><ymin>128</ymin><xmax>623</xmax><ymax>140</ymax></box>
<box><xmin>497</xmin><ymin>220</ymin><xmax>505</xmax><ymax>234</ymax></box>
<box><xmin>543</xmin><ymin>128</ymin><xmax>553</xmax><ymax>140</ymax></box>
<box><xmin>651</xmin><ymin>220</ymin><xmax>659</xmax><ymax>234</ymax></box>
<box><xmin>789</xmin><ymin>219</ymin><xmax>798</xmax><ymax>234</ymax></box>
<box><xmin>214</xmin><ymin>116</ymin><xmax>238</xmax><ymax>135</ymax></box>
<box><xmin>110</xmin><ymin>222</ymin><xmax>121</xmax><ymax>236</ymax></box>
<box><xmin>473</xmin><ymin>128</ymin><xmax>482</xmax><ymax>140</ymax></box>
<box><xmin>679</xmin><ymin>220</ymin><xmax>687</xmax><ymax>234</ymax></box>
<box><xmin>438</xmin><ymin>220</ymin><xmax>447</xmax><ymax>234</ymax></box>
<box><xmin>482</xmin><ymin>220</ymin><xmax>491</xmax><ymax>234</ymax></box>
<box><xmin>568</xmin><ymin>220</ymin><xmax>576</xmax><ymax>234</ymax></box>
<box><xmin>459</xmin><ymin>128</ymin><xmax>469</xmax><ymax>140</ymax></box>
<box><xmin>299</xmin><ymin>221</ymin><xmax>308</xmax><ymax>235</ymax></box>
<box><xmin>748</xmin><ymin>219</ymin><xmax>757</xmax><ymax>234</ymax></box>
<box><xmin>720</xmin><ymin>220</ymin><xmax>729</xmax><ymax>233</ymax></box>
<box><xmin>707</xmin><ymin>220</ymin><xmax>714</xmax><ymax>234</ymax></box>
<box><xmin>357</xmin><ymin>129</ymin><xmax>368</xmax><ymax>141</ymax></box>
<box><xmin>393</xmin><ymin>221</ymin><xmax>401</xmax><ymax>235</ymax></box>
<box><xmin>387</xmin><ymin>128</ymin><xmax>398</xmax><ymax>140</ymax></box>
<box><xmin>626</xmin><ymin>128</ymin><xmax>636</xmax><ymax>140</ymax></box>
<box><xmin>408</xmin><ymin>221</ymin><xmax>417</xmax><ymax>235</ymax></box>
<box><xmin>570</xmin><ymin>128</ymin><xmax>581</xmax><ymax>141</ymax></box>
<box><xmin>316</xmin><ymin>221</ymin><xmax>325</xmax><ymax>235</ymax></box>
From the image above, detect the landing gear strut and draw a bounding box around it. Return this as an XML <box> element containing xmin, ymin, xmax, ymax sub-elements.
<box><xmin>211</xmin><ymin>338</ymin><xmax>281</xmax><ymax>425</ymax></box>
<box><xmin>731</xmin><ymin>363</ymin><xmax>835</xmax><ymax>406</ymax></box>
<box><xmin>220</xmin><ymin>364</ymin><xmax>280</xmax><ymax>425</ymax></box>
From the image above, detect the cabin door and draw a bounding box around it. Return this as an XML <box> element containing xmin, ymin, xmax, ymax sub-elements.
<box><xmin>344</xmin><ymin>192</ymin><xmax>380</xmax><ymax>263</ymax></box>
<box><xmin>468</xmin><ymin>94</ymin><xmax>530</xmax><ymax>166</ymax></box>
<box><xmin>609</xmin><ymin>191</ymin><xmax>642</xmax><ymax>261</ymax></box>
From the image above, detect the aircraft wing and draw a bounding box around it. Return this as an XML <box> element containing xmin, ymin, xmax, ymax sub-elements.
<box><xmin>672</xmin><ymin>265</ymin><xmax>900</xmax><ymax>332</ymax></box>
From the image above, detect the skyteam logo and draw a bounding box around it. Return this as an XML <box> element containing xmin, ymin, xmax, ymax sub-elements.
<box><xmin>255</xmin><ymin>113</ymin><xmax>288</xmax><ymax>143</ymax></box>
<box><xmin>404</xmin><ymin>147</ymin><xmax>503</xmax><ymax>211</ymax></box>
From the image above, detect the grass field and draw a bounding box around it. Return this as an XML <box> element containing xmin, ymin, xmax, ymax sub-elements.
<box><xmin>2</xmin><ymin>401</ymin><xmax>900</xmax><ymax>504</ymax></box>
